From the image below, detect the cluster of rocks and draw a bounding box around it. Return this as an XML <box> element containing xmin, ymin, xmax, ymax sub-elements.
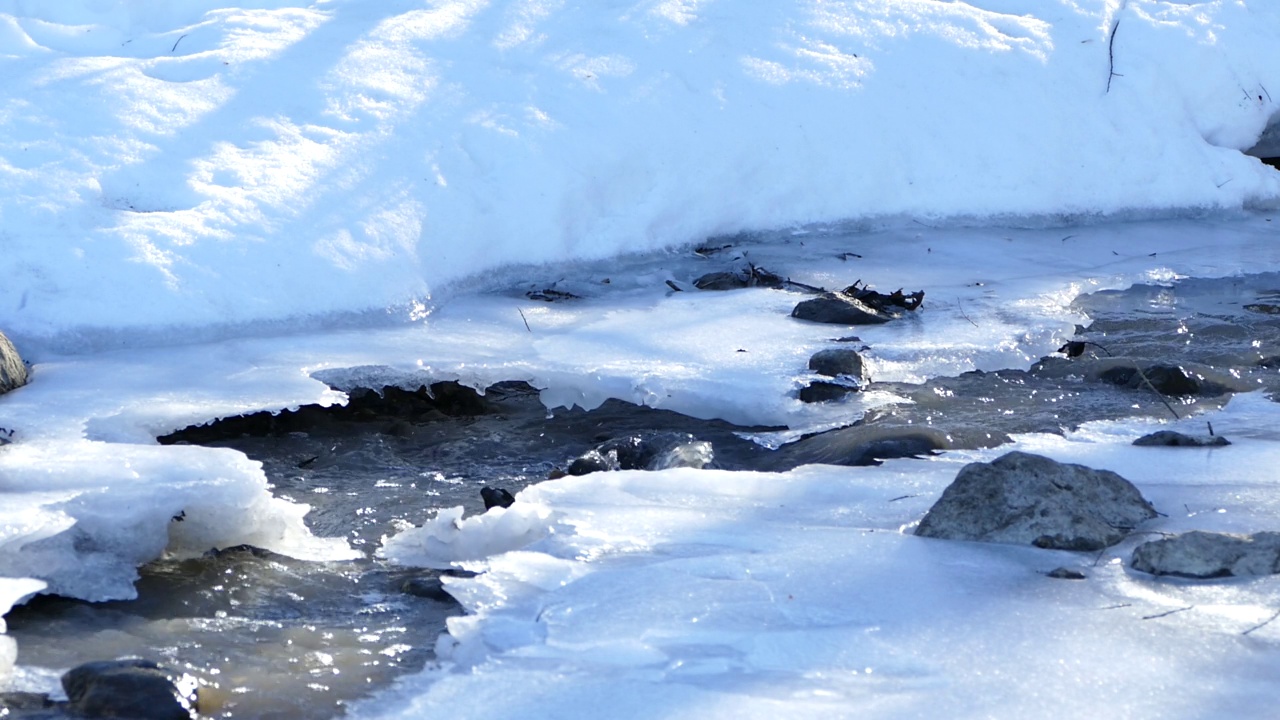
<box><xmin>914</xmin><ymin>450</ymin><xmax>1280</xmax><ymax>582</ymax></box>
<box><xmin>689</xmin><ymin>261</ymin><xmax>924</xmax><ymax>406</ymax></box>
<box><xmin>0</xmin><ymin>658</ymin><xmax>199</xmax><ymax>720</ymax></box>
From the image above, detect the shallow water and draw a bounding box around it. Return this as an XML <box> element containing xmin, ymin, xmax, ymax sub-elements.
<box><xmin>8</xmin><ymin>269</ymin><xmax>1280</xmax><ymax>718</ymax></box>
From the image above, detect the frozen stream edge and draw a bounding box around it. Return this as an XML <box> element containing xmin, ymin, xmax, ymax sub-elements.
<box><xmin>3</xmin><ymin>215</ymin><xmax>1280</xmax><ymax>717</ymax></box>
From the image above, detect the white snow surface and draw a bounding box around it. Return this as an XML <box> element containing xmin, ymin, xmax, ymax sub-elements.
<box><xmin>2</xmin><ymin>0</ymin><xmax>1279</xmax><ymax>350</ymax></box>
<box><xmin>2</xmin><ymin>0</ymin><xmax>1280</xmax><ymax>717</ymax></box>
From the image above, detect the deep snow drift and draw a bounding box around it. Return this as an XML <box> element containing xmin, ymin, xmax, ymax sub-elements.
<box><xmin>1</xmin><ymin>0</ymin><xmax>1278</xmax><ymax>349</ymax></box>
<box><xmin>3</xmin><ymin>1</ymin><xmax>1280</xmax><ymax>718</ymax></box>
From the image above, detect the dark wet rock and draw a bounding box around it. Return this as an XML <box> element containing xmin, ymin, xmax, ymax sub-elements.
<box><xmin>1131</xmin><ymin>531</ymin><xmax>1280</xmax><ymax>578</ymax></box>
<box><xmin>202</xmin><ymin>544</ymin><xmax>280</xmax><ymax>560</ymax></box>
<box><xmin>62</xmin><ymin>658</ymin><xmax>198</xmax><ymax>720</ymax></box>
<box><xmin>1097</xmin><ymin>364</ymin><xmax>1231</xmax><ymax>397</ymax></box>
<box><xmin>567</xmin><ymin>432</ymin><xmax>713</xmax><ymax>476</ymax></box>
<box><xmin>1</xmin><ymin>330</ymin><xmax>28</xmax><ymax>395</ymax></box>
<box><xmin>159</xmin><ymin>381</ymin><xmax>494</xmax><ymax>443</ymax></box>
<box><xmin>401</xmin><ymin>575</ymin><xmax>456</xmax><ymax>603</ymax></box>
<box><xmin>773</xmin><ymin>427</ymin><xmax>950</xmax><ymax>468</ymax></box>
<box><xmin>1046</xmin><ymin>567</ymin><xmax>1087</xmax><ymax>580</ymax></box>
<box><xmin>1244</xmin><ymin>303</ymin><xmax>1280</xmax><ymax>315</ymax></box>
<box><xmin>792</xmin><ymin>293</ymin><xmax>895</xmax><ymax>325</ymax></box>
<box><xmin>808</xmin><ymin>348</ymin><xmax>866</xmax><ymax>380</ymax></box>
<box><xmin>915</xmin><ymin>451</ymin><xmax>1158</xmax><ymax>551</ymax></box>
<box><xmin>693</xmin><ymin>265</ymin><xmax>784</xmax><ymax>290</ymax></box>
<box><xmin>799</xmin><ymin>380</ymin><xmax>860</xmax><ymax>403</ymax></box>
<box><xmin>481</xmin><ymin>487</ymin><xmax>516</xmax><ymax>510</ymax></box>
<box><xmin>1132</xmin><ymin>430</ymin><xmax>1230</xmax><ymax>447</ymax></box>
<box><xmin>0</xmin><ymin>692</ymin><xmax>55</xmax><ymax>712</ymax></box>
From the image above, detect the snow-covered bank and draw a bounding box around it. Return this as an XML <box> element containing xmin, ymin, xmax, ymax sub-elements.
<box><xmin>2</xmin><ymin>0</ymin><xmax>1279</xmax><ymax>350</ymax></box>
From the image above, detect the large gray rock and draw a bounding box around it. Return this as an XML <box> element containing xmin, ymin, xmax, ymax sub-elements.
<box><xmin>792</xmin><ymin>293</ymin><xmax>894</xmax><ymax>325</ymax></box>
<box><xmin>808</xmin><ymin>348</ymin><xmax>866</xmax><ymax>380</ymax></box>
<box><xmin>0</xmin><ymin>330</ymin><xmax>27</xmax><ymax>394</ymax></box>
<box><xmin>62</xmin><ymin>658</ymin><xmax>199</xmax><ymax>720</ymax></box>
<box><xmin>915</xmin><ymin>451</ymin><xmax>1158</xmax><ymax>551</ymax></box>
<box><xmin>1131</xmin><ymin>531</ymin><xmax>1280</xmax><ymax>578</ymax></box>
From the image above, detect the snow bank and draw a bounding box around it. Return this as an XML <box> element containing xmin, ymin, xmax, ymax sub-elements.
<box><xmin>0</xmin><ymin>440</ymin><xmax>356</xmax><ymax>602</ymax></box>
<box><xmin>2</xmin><ymin>0</ymin><xmax>1278</xmax><ymax>351</ymax></box>
<box><xmin>359</xmin><ymin>418</ymin><xmax>1280</xmax><ymax>719</ymax></box>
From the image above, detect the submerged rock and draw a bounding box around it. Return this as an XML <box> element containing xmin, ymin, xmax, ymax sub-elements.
<box><xmin>693</xmin><ymin>265</ymin><xmax>785</xmax><ymax>290</ymax></box>
<box><xmin>62</xmin><ymin>658</ymin><xmax>199</xmax><ymax>720</ymax></box>
<box><xmin>915</xmin><ymin>451</ymin><xmax>1158</xmax><ymax>551</ymax></box>
<box><xmin>1131</xmin><ymin>531</ymin><xmax>1280</xmax><ymax>578</ymax></box>
<box><xmin>1097</xmin><ymin>364</ymin><xmax>1231</xmax><ymax>397</ymax></box>
<box><xmin>0</xmin><ymin>330</ymin><xmax>27</xmax><ymax>395</ymax></box>
<box><xmin>1046</xmin><ymin>567</ymin><xmax>1087</xmax><ymax>580</ymax></box>
<box><xmin>1132</xmin><ymin>430</ymin><xmax>1230</xmax><ymax>447</ymax></box>
<box><xmin>772</xmin><ymin>427</ymin><xmax>950</xmax><ymax>468</ymax></box>
<box><xmin>567</xmin><ymin>432</ymin><xmax>713</xmax><ymax>476</ymax></box>
<box><xmin>798</xmin><ymin>380</ymin><xmax>861</xmax><ymax>403</ymax></box>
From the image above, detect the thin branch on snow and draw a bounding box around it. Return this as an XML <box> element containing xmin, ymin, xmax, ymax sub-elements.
<box><xmin>1242</xmin><ymin>608</ymin><xmax>1280</xmax><ymax>636</ymax></box>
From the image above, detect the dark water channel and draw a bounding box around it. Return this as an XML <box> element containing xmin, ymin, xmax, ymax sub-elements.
<box><xmin>7</xmin><ymin>272</ymin><xmax>1280</xmax><ymax>718</ymax></box>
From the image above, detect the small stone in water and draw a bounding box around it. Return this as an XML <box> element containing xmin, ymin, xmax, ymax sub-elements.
<box><xmin>1046</xmin><ymin>567</ymin><xmax>1087</xmax><ymax>580</ymax></box>
<box><xmin>481</xmin><ymin>487</ymin><xmax>516</xmax><ymax>510</ymax></box>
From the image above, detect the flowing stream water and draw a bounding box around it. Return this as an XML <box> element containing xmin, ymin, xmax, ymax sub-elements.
<box><xmin>6</xmin><ymin>269</ymin><xmax>1280</xmax><ymax>718</ymax></box>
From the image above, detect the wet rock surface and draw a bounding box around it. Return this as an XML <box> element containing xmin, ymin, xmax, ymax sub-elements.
<box><xmin>567</xmin><ymin>431</ymin><xmax>715</xmax><ymax>475</ymax></box>
<box><xmin>914</xmin><ymin>451</ymin><xmax>1158</xmax><ymax>551</ymax></box>
<box><xmin>798</xmin><ymin>380</ymin><xmax>861</xmax><ymax>403</ymax></box>
<box><xmin>1131</xmin><ymin>531</ymin><xmax>1280</xmax><ymax>578</ymax></box>
<box><xmin>62</xmin><ymin>658</ymin><xmax>199</xmax><ymax>720</ymax></box>
<box><xmin>792</xmin><ymin>292</ymin><xmax>896</xmax><ymax>325</ymax></box>
<box><xmin>0</xmin><ymin>329</ymin><xmax>27</xmax><ymax>395</ymax></box>
<box><xmin>808</xmin><ymin>348</ymin><xmax>867</xmax><ymax>380</ymax></box>
<box><xmin>1132</xmin><ymin>430</ymin><xmax>1230</xmax><ymax>447</ymax></box>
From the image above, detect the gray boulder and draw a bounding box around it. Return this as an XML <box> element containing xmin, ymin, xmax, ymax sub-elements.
<box><xmin>1131</xmin><ymin>531</ymin><xmax>1280</xmax><ymax>578</ymax></box>
<box><xmin>62</xmin><ymin>658</ymin><xmax>199</xmax><ymax>719</ymax></box>
<box><xmin>792</xmin><ymin>293</ymin><xmax>893</xmax><ymax>325</ymax></box>
<box><xmin>1132</xmin><ymin>430</ymin><xmax>1229</xmax><ymax>447</ymax></box>
<box><xmin>915</xmin><ymin>451</ymin><xmax>1158</xmax><ymax>551</ymax></box>
<box><xmin>808</xmin><ymin>348</ymin><xmax>866</xmax><ymax>380</ymax></box>
<box><xmin>0</xmin><ymin>330</ymin><xmax>27</xmax><ymax>394</ymax></box>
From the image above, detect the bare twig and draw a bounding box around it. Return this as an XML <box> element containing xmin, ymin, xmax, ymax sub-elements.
<box><xmin>1132</xmin><ymin>364</ymin><xmax>1181</xmax><ymax>420</ymax></box>
<box><xmin>517</xmin><ymin>308</ymin><xmax>531</xmax><ymax>332</ymax></box>
<box><xmin>1142</xmin><ymin>605</ymin><xmax>1193</xmax><ymax>621</ymax></box>
<box><xmin>1106</xmin><ymin>18</ymin><xmax>1122</xmax><ymax>93</ymax></box>
<box><xmin>1262</xmin><ymin>84</ymin><xmax>1273</xmax><ymax>103</ymax></box>
<box><xmin>888</xmin><ymin>494</ymin><xmax>919</xmax><ymax>503</ymax></box>
<box><xmin>1101</xmin><ymin>603</ymin><xmax>1132</xmax><ymax>610</ymax></box>
<box><xmin>171</xmin><ymin>33</ymin><xmax>188</xmax><ymax>52</ymax></box>
<box><xmin>957</xmin><ymin>298</ymin><xmax>978</xmax><ymax>328</ymax></box>
<box><xmin>1242</xmin><ymin>608</ymin><xmax>1280</xmax><ymax>636</ymax></box>
<box><xmin>665</xmin><ymin>280</ymin><xmax>683</xmax><ymax>292</ymax></box>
